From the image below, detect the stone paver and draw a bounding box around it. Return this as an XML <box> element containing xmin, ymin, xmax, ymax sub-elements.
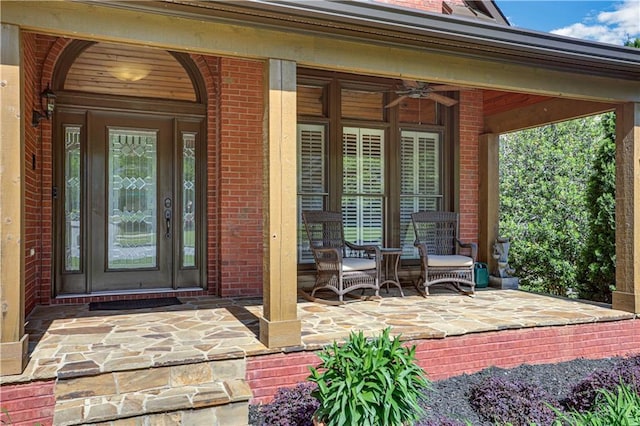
<box><xmin>1</xmin><ymin>287</ymin><xmax>633</xmax><ymax>385</ymax></box>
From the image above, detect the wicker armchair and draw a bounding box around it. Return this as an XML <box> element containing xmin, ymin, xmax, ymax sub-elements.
<box><xmin>301</xmin><ymin>211</ymin><xmax>381</xmax><ymax>304</ymax></box>
<box><xmin>411</xmin><ymin>211</ymin><xmax>477</xmax><ymax>296</ymax></box>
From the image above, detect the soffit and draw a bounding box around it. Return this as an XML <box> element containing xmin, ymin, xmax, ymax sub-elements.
<box><xmin>65</xmin><ymin>42</ymin><xmax>196</xmax><ymax>101</ymax></box>
<box><xmin>92</xmin><ymin>0</ymin><xmax>640</xmax><ymax>81</ymax></box>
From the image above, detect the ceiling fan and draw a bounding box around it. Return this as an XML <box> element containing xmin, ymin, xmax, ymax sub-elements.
<box><xmin>385</xmin><ymin>80</ymin><xmax>466</xmax><ymax>108</ymax></box>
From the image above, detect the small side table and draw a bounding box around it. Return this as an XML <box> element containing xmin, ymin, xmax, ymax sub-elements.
<box><xmin>379</xmin><ymin>248</ymin><xmax>404</xmax><ymax>297</ymax></box>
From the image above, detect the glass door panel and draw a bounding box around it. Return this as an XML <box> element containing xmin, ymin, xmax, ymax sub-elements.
<box><xmin>108</xmin><ymin>129</ymin><xmax>158</xmax><ymax>269</ymax></box>
<box><xmin>181</xmin><ymin>132</ymin><xmax>196</xmax><ymax>268</ymax></box>
<box><xmin>64</xmin><ymin>126</ymin><xmax>82</xmax><ymax>272</ymax></box>
<box><xmin>56</xmin><ymin>111</ymin><xmax>204</xmax><ymax>295</ymax></box>
<box><xmin>88</xmin><ymin>113</ymin><xmax>172</xmax><ymax>292</ymax></box>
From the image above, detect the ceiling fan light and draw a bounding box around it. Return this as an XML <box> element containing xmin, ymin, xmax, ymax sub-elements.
<box><xmin>109</xmin><ymin>63</ymin><xmax>152</xmax><ymax>82</ymax></box>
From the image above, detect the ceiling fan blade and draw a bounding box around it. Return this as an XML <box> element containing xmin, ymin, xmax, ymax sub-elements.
<box><xmin>385</xmin><ymin>95</ymin><xmax>409</xmax><ymax>108</ymax></box>
<box><xmin>426</xmin><ymin>92</ymin><xmax>458</xmax><ymax>107</ymax></box>
<box><xmin>428</xmin><ymin>84</ymin><xmax>470</xmax><ymax>92</ymax></box>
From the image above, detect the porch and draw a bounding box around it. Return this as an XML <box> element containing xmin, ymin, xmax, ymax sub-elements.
<box><xmin>1</xmin><ymin>287</ymin><xmax>637</xmax><ymax>425</ymax></box>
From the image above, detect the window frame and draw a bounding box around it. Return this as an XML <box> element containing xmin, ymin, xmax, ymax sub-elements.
<box><xmin>296</xmin><ymin>70</ymin><xmax>454</xmax><ymax>267</ymax></box>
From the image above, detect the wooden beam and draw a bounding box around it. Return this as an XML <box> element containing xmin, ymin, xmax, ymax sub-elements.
<box><xmin>612</xmin><ymin>102</ymin><xmax>640</xmax><ymax>314</ymax></box>
<box><xmin>0</xmin><ymin>23</ymin><xmax>28</xmax><ymax>375</ymax></box>
<box><xmin>2</xmin><ymin>1</ymin><xmax>640</xmax><ymax>103</ymax></box>
<box><xmin>260</xmin><ymin>59</ymin><xmax>301</xmax><ymax>348</ymax></box>
<box><xmin>478</xmin><ymin>134</ymin><xmax>499</xmax><ymax>271</ymax></box>
<box><xmin>484</xmin><ymin>98</ymin><xmax>616</xmax><ymax>134</ymax></box>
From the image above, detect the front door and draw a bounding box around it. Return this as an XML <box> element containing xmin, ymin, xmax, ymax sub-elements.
<box><xmin>56</xmin><ymin>110</ymin><xmax>204</xmax><ymax>294</ymax></box>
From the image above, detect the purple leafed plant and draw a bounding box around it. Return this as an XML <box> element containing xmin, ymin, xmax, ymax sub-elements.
<box><xmin>468</xmin><ymin>376</ymin><xmax>559</xmax><ymax>426</ymax></box>
<box><xmin>563</xmin><ymin>356</ymin><xmax>640</xmax><ymax>412</ymax></box>
<box><xmin>257</xmin><ymin>382</ymin><xmax>319</xmax><ymax>426</ymax></box>
<box><xmin>415</xmin><ymin>417</ymin><xmax>469</xmax><ymax>426</ymax></box>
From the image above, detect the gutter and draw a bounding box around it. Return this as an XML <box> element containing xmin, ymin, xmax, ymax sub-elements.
<box><xmin>85</xmin><ymin>0</ymin><xmax>640</xmax><ymax>80</ymax></box>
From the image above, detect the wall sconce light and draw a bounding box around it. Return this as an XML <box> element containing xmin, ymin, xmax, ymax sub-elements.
<box><xmin>32</xmin><ymin>84</ymin><xmax>56</xmax><ymax>127</ymax></box>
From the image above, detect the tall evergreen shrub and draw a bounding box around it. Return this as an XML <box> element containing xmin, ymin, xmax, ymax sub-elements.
<box><xmin>499</xmin><ymin>119</ymin><xmax>600</xmax><ymax>295</ymax></box>
<box><xmin>576</xmin><ymin>113</ymin><xmax>616</xmax><ymax>302</ymax></box>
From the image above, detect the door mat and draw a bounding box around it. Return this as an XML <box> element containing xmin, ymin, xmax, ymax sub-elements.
<box><xmin>89</xmin><ymin>297</ymin><xmax>182</xmax><ymax>311</ymax></box>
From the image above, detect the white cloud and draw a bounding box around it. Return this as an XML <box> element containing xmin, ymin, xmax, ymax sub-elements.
<box><xmin>551</xmin><ymin>0</ymin><xmax>640</xmax><ymax>45</ymax></box>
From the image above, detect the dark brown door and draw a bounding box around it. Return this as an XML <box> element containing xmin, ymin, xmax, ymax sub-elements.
<box><xmin>56</xmin><ymin>110</ymin><xmax>204</xmax><ymax>294</ymax></box>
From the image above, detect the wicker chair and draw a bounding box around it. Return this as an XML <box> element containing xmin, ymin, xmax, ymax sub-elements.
<box><xmin>411</xmin><ymin>211</ymin><xmax>477</xmax><ymax>296</ymax></box>
<box><xmin>301</xmin><ymin>211</ymin><xmax>381</xmax><ymax>303</ymax></box>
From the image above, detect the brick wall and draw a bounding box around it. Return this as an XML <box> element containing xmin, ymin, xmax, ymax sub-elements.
<box><xmin>36</xmin><ymin>37</ymin><xmax>67</xmax><ymax>306</ymax></box>
<box><xmin>24</xmin><ymin>34</ymin><xmax>68</xmax><ymax>308</ymax></box>
<box><xmin>218</xmin><ymin>57</ymin><xmax>265</xmax><ymax>297</ymax></box>
<box><xmin>458</xmin><ymin>90</ymin><xmax>482</xmax><ymax>243</ymax></box>
<box><xmin>25</xmin><ymin>33</ymin><xmax>266</xmax><ymax>304</ymax></box>
<box><xmin>0</xmin><ymin>380</ymin><xmax>55</xmax><ymax>426</ymax></box>
<box><xmin>246</xmin><ymin>319</ymin><xmax>640</xmax><ymax>404</ymax></box>
<box><xmin>247</xmin><ymin>352</ymin><xmax>321</xmax><ymax>403</ymax></box>
<box><xmin>414</xmin><ymin>319</ymin><xmax>640</xmax><ymax>380</ymax></box>
<box><xmin>25</xmin><ymin>30</ymin><xmax>475</xmax><ymax>304</ymax></box>
<box><xmin>375</xmin><ymin>0</ymin><xmax>465</xmax><ymax>13</ymax></box>
<box><xmin>192</xmin><ymin>54</ymin><xmax>221</xmax><ymax>295</ymax></box>
<box><xmin>23</xmin><ymin>32</ymin><xmax>38</xmax><ymax>314</ymax></box>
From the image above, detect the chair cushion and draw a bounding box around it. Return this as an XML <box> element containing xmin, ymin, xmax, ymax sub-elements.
<box><xmin>427</xmin><ymin>255</ymin><xmax>474</xmax><ymax>267</ymax></box>
<box><xmin>342</xmin><ymin>257</ymin><xmax>377</xmax><ymax>271</ymax></box>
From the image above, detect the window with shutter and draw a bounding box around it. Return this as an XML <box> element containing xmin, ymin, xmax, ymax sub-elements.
<box><xmin>297</xmin><ymin>124</ymin><xmax>327</xmax><ymax>263</ymax></box>
<box><xmin>295</xmin><ymin>73</ymin><xmax>450</xmax><ymax>268</ymax></box>
<box><xmin>342</xmin><ymin>127</ymin><xmax>384</xmax><ymax>247</ymax></box>
<box><xmin>400</xmin><ymin>130</ymin><xmax>442</xmax><ymax>257</ymax></box>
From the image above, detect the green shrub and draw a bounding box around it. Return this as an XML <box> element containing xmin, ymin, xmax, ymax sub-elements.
<box><xmin>576</xmin><ymin>112</ymin><xmax>616</xmax><ymax>303</ymax></box>
<box><xmin>307</xmin><ymin>328</ymin><xmax>430</xmax><ymax>426</ymax></box>
<box><xmin>499</xmin><ymin>118</ymin><xmax>602</xmax><ymax>296</ymax></box>
<box><xmin>553</xmin><ymin>383</ymin><xmax>640</xmax><ymax>425</ymax></box>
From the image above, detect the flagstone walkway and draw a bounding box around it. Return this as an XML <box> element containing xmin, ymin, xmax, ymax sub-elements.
<box><xmin>1</xmin><ymin>287</ymin><xmax>633</xmax><ymax>385</ymax></box>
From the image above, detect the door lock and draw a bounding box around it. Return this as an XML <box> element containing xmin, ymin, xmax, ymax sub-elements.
<box><xmin>165</xmin><ymin>209</ymin><xmax>171</xmax><ymax>238</ymax></box>
<box><xmin>164</xmin><ymin>198</ymin><xmax>172</xmax><ymax>238</ymax></box>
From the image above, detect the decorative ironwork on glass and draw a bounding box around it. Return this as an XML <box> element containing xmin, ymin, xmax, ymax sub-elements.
<box><xmin>64</xmin><ymin>126</ymin><xmax>82</xmax><ymax>272</ymax></box>
<box><xmin>182</xmin><ymin>132</ymin><xmax>196</xmax><ymax>268</ymax></box>
<box><xmin>108</xmin><ymin>129</ymin><xmax>158</xmax><ymax>269</ymax></box>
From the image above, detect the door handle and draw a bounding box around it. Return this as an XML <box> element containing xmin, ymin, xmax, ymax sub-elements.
<box><xmin>165</xmin><ymin>209</ymin><xmax>171</xmax><ymax>238</ymax></box>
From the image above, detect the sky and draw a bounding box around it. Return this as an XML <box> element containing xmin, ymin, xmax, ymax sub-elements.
<box><xmin>495</xmin><ymin>0</ymin><xmax>640</xmax><ymax>45</ymax></box>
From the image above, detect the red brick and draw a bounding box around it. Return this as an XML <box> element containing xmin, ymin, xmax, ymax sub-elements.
<box><xmin>247</xmin><ymin>320</ymin><xmax>640</xmax><ymax>403</ymax></box>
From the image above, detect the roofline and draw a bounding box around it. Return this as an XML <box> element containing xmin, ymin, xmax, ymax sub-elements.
<box><xmin>85</xmin><ymin>0</ymin><xmax>640</xmax><ymax>80</ymax></box>
<box><xmin>481</xmin><ymin>0</ymin><xmax>510</xmax><ymax>25</ymax></box>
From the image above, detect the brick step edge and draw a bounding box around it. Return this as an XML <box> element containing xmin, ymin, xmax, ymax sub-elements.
<box><xmin>53</xmin><ymin>379</ymin><xmax>252</xmax><ymax>426</ymax></box>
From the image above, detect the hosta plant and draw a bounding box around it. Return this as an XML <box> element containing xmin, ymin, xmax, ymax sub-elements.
<box><xmin>307</xmin><ymin>327</ymin><xmax>430</xmax><ymax>426</ymax></box>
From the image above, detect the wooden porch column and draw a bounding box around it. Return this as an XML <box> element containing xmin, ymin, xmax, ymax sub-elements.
<box><xmin>260</xmin><ymin>59</ymin><xmax>302</xmax><ymax>348</ymax></box>
<box><xmin>612</xmin><ymin>102</ymin><xmax>640</xmax><ymax>314</ymax></box>
<box><xmin>0</xmin><ymin>23</ymin><xmax>29</xmax><ymax>375</ymax></box>
<box><xmin>478</xmin><ymin>133</ymin><xmax>500</xmax><ymax>271</ymax></box>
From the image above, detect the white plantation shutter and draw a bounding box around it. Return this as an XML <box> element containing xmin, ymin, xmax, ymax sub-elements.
<box><xmin>297</xmin><ymin>124</ymin><xmax>327</xmax><ymax>263</ymax></box>
<box><xmin>342</xmin><ymin>127</ymin><xmax>384</xmax><ymax>246</ymax></box>
<box><xmin>400</xmin><ymin>131</ymin><xmax>442</xmax><ymax>257</ymax></box>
